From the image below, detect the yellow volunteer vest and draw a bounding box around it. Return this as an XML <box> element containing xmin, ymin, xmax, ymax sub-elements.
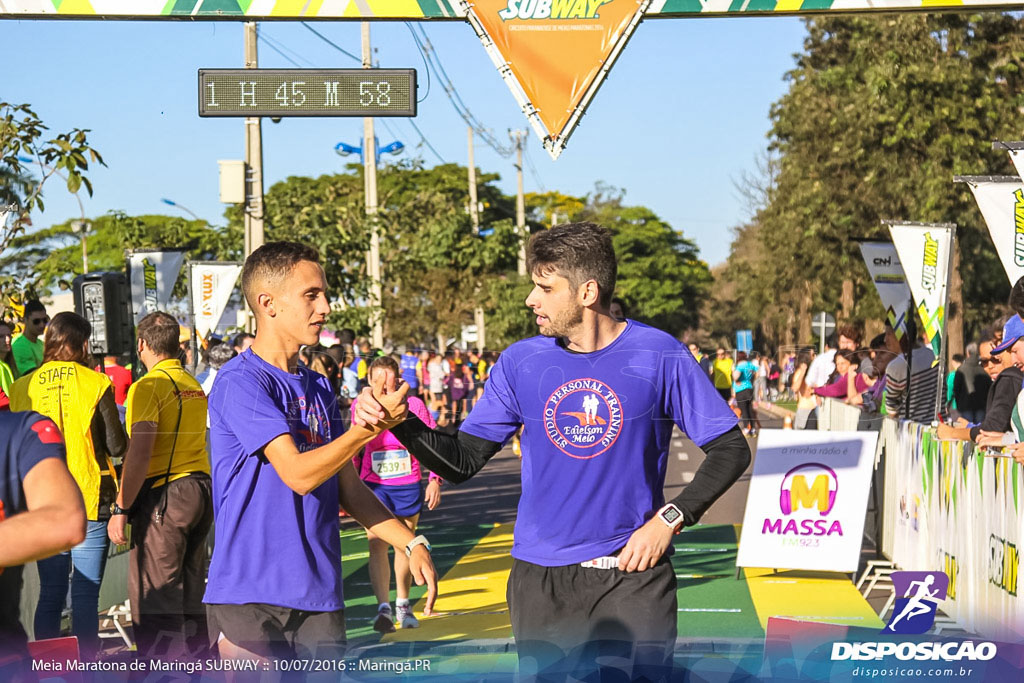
<box><xmin>10</xmin><ymin>361</ymin><xmax>113</xmax><ymax>519</ymax></box>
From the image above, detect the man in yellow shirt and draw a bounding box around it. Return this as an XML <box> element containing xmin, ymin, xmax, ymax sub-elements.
<box><xmin>108</xmin><ymin>312</ymin><xmax>212</xmax><ymax>660</ymax></box>
<box><xmin>712</xmin><ymin>348</ymin><xmax>735</xmax><ymax>403</ymax></box>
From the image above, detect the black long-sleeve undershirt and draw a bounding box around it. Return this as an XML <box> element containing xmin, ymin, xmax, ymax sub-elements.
<box><xmin>390</xmin><ymin>417</ymin><xmax>751</xmax><ymax>528</ymax></box>
<box><xmin>389</xmin><ymin>417</ymin><xmax>502</xmax><ymax>484</ymax></box>
<box><xmin>668</xmin><ymin>425</ymin><xmax>751</xmax><ymax>527</ymax></box>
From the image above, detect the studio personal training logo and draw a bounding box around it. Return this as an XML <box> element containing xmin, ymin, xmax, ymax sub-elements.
<box><xmin>544</xmin><ymin>378</ymin><xmax>622</xmax><ymax>459</ymax></box>
<box><xmin>884</xmin><ymin>571</ymin><xmax>948</xmax><ymax>634</ymax></box>
<box><xmin>761</xmin><ymin>463</ymin><xmax>843</xmax><ymax>538</ymax></box>
<box><xmin>499</xmin><ymin>0</ymin><xmax>613</xmax><ymax>21</ymax></box>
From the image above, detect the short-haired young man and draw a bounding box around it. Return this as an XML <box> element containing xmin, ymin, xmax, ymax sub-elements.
<box><xmin>204</xmin><ymin>242</ymin><xmax>437</xmax><ymax>663</ymax></box>
<box><xmin>108</xmin><ymin>311</ymin><xmax>213</xmax><ymax>659</ymax></box>
<box><xmin>12</xmin><ymin>300</ymin><xmax>48</xmax><ymax>378</ymax></box>
<box><xmin>357</xmin><ymin>222</ymin><xmax>750</xmax><ymax>679</ymax></box>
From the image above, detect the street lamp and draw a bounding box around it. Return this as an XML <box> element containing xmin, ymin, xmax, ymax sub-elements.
<box><xmin>69</xmin><ymin>219</ymin><xmax>90</xmax><ymax>274</ymax></box>
<box><xmin>160</xmin><ymin>197</ymin><xmax>203</xmax><ymax>222</ymax></box>
<box><xmin>334</xmin><ymin>138</ymin><xmax>404</xmax><ymax>165</ymax></box>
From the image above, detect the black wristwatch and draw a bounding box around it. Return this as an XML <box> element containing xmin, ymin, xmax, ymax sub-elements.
<box><xmin>110</xmin><ymin>502</ymin><xmax>130</xmax><ymax>516</ymax></box>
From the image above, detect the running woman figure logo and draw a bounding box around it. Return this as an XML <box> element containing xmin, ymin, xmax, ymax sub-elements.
<box><xmin>884</xmin><ymin>571</ymin><xmax>948</xmax><ymax>634</ymax></box>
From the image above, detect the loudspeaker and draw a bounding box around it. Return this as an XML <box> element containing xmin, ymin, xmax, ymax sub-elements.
<box><xmin>73</xmin><ymin>272</ymin><xmax>134</xmax><ymax>357</ymax></box>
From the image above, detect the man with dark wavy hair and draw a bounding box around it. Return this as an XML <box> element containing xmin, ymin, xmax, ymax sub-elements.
<box><xmin>357</xmin><ymin>222</ymin><xmax>751</xmax><ymax>680</ymax></box>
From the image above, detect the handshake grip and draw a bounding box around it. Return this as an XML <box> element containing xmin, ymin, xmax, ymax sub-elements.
<box><xmin>351</xmin><ymin>379</ymin><xmax>411</xmax><ymax>436</ymax></box>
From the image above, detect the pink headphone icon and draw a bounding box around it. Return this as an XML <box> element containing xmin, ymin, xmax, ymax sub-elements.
<box><xmin>779</xmin><ymin>463</ymin><xmax>838</xmax><ymax>515</ymax></box>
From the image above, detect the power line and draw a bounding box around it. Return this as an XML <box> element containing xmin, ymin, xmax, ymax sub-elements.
<box><xmin>523</xmin><ymin>143</ymin><xmax>546</xmax><ymax>192</ymax></box>
<box><xmin>406</xmin><ymin>23</ymin><xmax>513</xmax><ymax>158</ymax></box>
<box><xmin>260</xmin><ymin>30</ymin><xmax>317</xmax><ymax>67</ymax></box>
<box><xmin>405</xmin><ymin>23</ymin><xmax>432</xmax><ymax>104</ymax></box>
<box><xmin>257</xmin><ymin>33</ymin><xmax>304</xmax><ymax>68</ymax></box>
<box><xmin>302</xmin><ymin>22</ymin><xmax>361</xmax><ymax>64</ymax></box>
<box><xmin>407</xmin><ymin>118</ymin><xmax>447</xmax><ymax>165</ymax></box>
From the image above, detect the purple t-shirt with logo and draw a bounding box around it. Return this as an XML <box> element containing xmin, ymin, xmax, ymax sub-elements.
<box><xmin>204</xmin><ymin>349</ymin><xmax>346</xmax><ymax>610</ymax></box>
<box><xmin>461</xmin><ymin>320</ymin><xmax>738</xmax><ymax>566</ymax></box>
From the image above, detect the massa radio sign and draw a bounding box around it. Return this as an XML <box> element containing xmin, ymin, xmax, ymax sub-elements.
<box><xmin>762</xmin><ymin>463</ymin><xmax>844</xmax><ymax>538</ymax></box>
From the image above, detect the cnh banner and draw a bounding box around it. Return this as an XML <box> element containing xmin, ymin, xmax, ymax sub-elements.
<box><xmin>859</xmin><ymin>242</ymin><xmax>913</xmax><ymax>339</ymax></box>
<box><xmin>887</xmin><ymin>222</ymin><xmax>954</xmax><ymax>357</ymax></box>
<box><xmin>189</xmin><ymin>262</ymin><xmax>243</xmax><ymax>342</ymax></box>
<box><xmin>126</xmin><ymin>249</ymin><xmax>186</xmax><ymax>325</ymax></box>
<box><xmin>962</xmin><ymin>177</ymin><xmax>1024</xmax><ymax>286</ymax></box>
<box><xmin>736</xmin><ymin>429</ymin><xmax>878</xmax><ymax>573</ymax></box>
<box><xmin>467</xmin><ymin>0</ymin><xmax>648</xmax><ymax>158</ymax></box>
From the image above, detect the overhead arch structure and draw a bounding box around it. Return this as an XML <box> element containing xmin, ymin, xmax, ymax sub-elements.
<box><xmin>5</xmin><ymin>0</ymin><xmax>1023</xmax><ymax>158</ymax></box>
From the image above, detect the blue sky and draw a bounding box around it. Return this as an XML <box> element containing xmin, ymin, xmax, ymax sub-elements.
<box><xmin>4</xmin><ymin>16</ymin><xmax>807</xmax><ymax>267</ymax></box>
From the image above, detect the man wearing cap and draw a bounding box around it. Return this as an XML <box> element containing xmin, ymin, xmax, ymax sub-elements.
<box><xmin>975</xmin><ymin>315</ymin><xmax>1024</xmax><ymax>448</ymax></box>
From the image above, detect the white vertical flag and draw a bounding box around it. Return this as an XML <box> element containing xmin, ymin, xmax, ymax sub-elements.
<box><xmin>963</xmin><ymin>178</ymin><xmax>1024</xmax><ymax>286</ymax></box>
<box><xmin>190</xmin><ymin>262</ymin><xmax>243</xmax><ymax>342</ymax></box>
<box><xmin>887</xmin><ymin>223</ymin><xmax>955</xmax><ymax>357</ymax></box>
<box><xmin>859</xmin><ymin>242</ymin><xmax>913</xmax><ymax>339</ymax></box>
<box><xmin>126</xmin><ymin>249</ymin><xmax>186</xmax><ymax>325</ymax></box>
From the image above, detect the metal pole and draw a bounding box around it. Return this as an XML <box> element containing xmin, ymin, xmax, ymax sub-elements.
<box><xmin>363</xmin><ymin>22</ymin><xmax>384</xmax><ymax>349</ymax></box>
<box><xmin>468</xmin><ymin>127</ymin><xmax>480</xmax><ymax>234</ymax></box>
<box><xmin>904</xmin><ymin>299</ymin><xmax>916</xmax><ymax>421</ymax></box>
<box><xmin>469</xmin><ymin>127</ymin><xmax>487</xmax><ymax>352</ymax></box>
<box><xmin>936</xmin><ymin>229</ymin><xmax>956</xmax><ymax>419</ymax></box>
<box><xmin>513</xmin><ymin>130</ymin><xmax>527</xmax><ymax>276</ymax></box>
<box><xmin>81</xmin><ymin>230</ymin><xmax>89</xmax><ymax>274</ymax></box>
<box><xmin>186</xmin><ymin>262</ymin><xmax>198</xmax><ymax>374</ymax></box>
<box><xmin>243</xmin><ymin>21</ymin><xmax>265</xmax><ymax>333</ymax></box>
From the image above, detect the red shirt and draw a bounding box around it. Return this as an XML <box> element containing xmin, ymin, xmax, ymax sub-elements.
<box><xmin>103</xmin><ymin>362</ymin><xmax>133</xmax><ymax>405</ymax></box>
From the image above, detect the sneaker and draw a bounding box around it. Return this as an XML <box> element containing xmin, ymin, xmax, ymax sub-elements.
<box><xmin>372</xmin><ymin>605</ymin><xmax>396</xmax><ymax>634</ymax></box>
<box><xmin>396</xmin><ymin>603</ymin><xmax>419</xmax><ymax>629</ymax></box>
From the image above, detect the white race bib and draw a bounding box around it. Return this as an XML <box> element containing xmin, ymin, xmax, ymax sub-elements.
<box><xmin>371</xmin><ymin>449</ymin><xmax>412</xmax><ymax>480</ymax></box>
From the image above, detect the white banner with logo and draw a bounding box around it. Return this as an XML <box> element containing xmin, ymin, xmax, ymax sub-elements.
<box><xmin>189</xmin><ymin>262</ymin><xmax>243</xmax><ymax>341</ymax></box>
<box><xmin>964</xmin><ymin>179</ymin><xmax>1024</xmax><ymax>286</ymax></box>
<box><xmin>126</xmin><ymin>249</ymin><xmax>186</xmax><ymax>325</ymax></box>
<box><xmin>736</xmin><ymin>429</ymin><xmax>878</xmax><ymax>573</ymax></box>
<box><xmin>887</xmin><ymin>223</ymin><xmax>954</xmax><ymax>357</ymax></box>
<box><xmin>880</xmin><ymin>421</ymin><xmax>1024</xmax><ymax>641</ymax></box>
<box><xmin>859</xmin><ymin>242</ymin><xmax>913</xmax><ymax>339</ymax></box>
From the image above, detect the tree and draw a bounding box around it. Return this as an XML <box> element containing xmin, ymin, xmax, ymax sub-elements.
<box><xmin>225</xmin><ymin>162</ymin><xmax>521</xmax><ymax>344</ymax></box>
<box><xmin>1</xmin><ymin>101</ymin><xmax>104</xmax><ymax>314</ymax></box>
<box><xmin>576</xmin><ymin>188</ymin><xmax>712</xmax><ymax>336</ymax></box>
<box><xmin>715</xmin><ymin>15</ymin><xmax>1024</xmax><ymax>351</ymax></box>
<box><xmin>2</xmin><ymin>212</ymin><xmax>240</xmax><ymax>300</ymax></box>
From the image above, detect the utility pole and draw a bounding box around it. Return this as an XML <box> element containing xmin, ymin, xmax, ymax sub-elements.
<box><xmin>363</xmin><ymin>22</ymin><xmax>384</xmax><ymax>349</ymax></box>
<box><xmin>243</xmin><ymin>21</ymin><xmax>265</xmax><ymax>333</ymax></box>
<box><xmin>511</xmin><ymin>130</ymin><xmax>527</xmax><ymax>276</ymax></box>
<box><xmin>468</xmin><ymin>127</ymin><xmax>486</xmax><ymax>352</ymax></box>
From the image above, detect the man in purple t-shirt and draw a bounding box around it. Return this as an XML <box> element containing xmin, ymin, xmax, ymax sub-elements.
<box><xmin>205</xmin><ymin>242</ymin><xmax>437</xmax><ymax>663</ymax></box>
<box><xmin>357</xmin><ymin>223</ymin><xmax>751</xmax><ymax>680</ymax></box>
